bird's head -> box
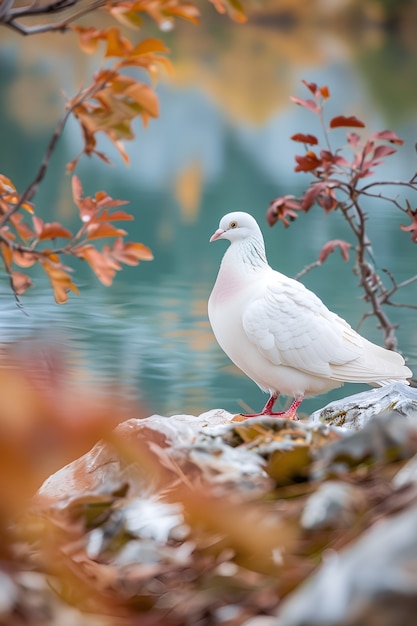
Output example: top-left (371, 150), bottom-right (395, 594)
top-left (209, 212), bottom-right (263, 243)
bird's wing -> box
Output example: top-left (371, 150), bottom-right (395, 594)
top-left (242, 270), bottom-right (363, 378)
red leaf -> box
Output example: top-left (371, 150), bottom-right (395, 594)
top-left (301, 80), bottom-right (318, 96)
top-left (291, 133), bottom-right (318, 145)
top-left (318, 239), bottom-right (352, 263)
top-left (301, 183), bottom-right (327, 211)
top-left (320, 85), bottom-right (330, 99)
top-left (294, 151), bottom-right (322, 172)
top-left (372, 130), bottom-right (403, 145)
top-left (329, 115), bottom-right (365, 129)
top-left (267, 196), bottom-right (302, 227)
top-left (289, 97), bottom-right (319, 114)
top-left (400, 209), bottom-right (417, 243)
top-left (347, 132), bottom-right (361, 149)
top-left (372, 145), bottom-right (398, 160)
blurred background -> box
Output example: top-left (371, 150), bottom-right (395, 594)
top-left (1, 0), bottom-right (417, 419)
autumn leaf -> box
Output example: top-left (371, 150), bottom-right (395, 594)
top-left (33, 216), bottom-right (73, 241)
top-left (372, 130), bottom-right (403, 145)
top-left (11, 271), bottom-right (32, 296)
top-left (75, 245), bottom-right (121, 286)
top-left (124, 83), bottom-right (159, 117)
top-left (10, 213), bottom-right (34, 240)
top-left (130, 38), bottom-right (170, 57)
top-left (96, 209), bottom-right (133, 222)
top-left (290, 96), bottom-right (319, 114)
top-left (109, 237), bottom-right (154, 264)
top-left (40, 259), bottom-right (79, 304)
top-left (72, 26), bottom-right (101, 54)
top-left (267, 196), bottom-right (302, 227)
top-left (0, 242), bottom-right (12, 270)
top-left (291, 133), bottom-right (318, 146)
top-left (12, 249), bottom-right (37, 268)
top-left (104, 27), bottom-right (131, 58)
top-left (294, 151), bottom-right (322, 172)
top-left (301, 80), bottom-right (318, 96)
top-left (400, 208), bottom-right (417, 243)
top-left (318, 239), bottom-right (352, 263)
top-left (372, 145), bottom-right (398, 160)
top-left (329, 115), bottom-right (365, 129)
top-left (86, 223), bottom-right (128, 240)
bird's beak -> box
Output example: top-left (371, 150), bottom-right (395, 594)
top-left (210, 228), bottom-right (225, 242)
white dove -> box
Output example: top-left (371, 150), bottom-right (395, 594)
top-left (208, 211), bottom-right (412, 419)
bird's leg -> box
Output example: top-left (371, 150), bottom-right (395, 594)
top-left (261, 392), bottom-right (280, 415)
top-left (242, 393), bottom-right (302, 420)
top-left (280, 396), bottom-right (303, 421)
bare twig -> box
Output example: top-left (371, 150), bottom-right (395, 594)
top-left (0, 0), bottom-right (107, 34)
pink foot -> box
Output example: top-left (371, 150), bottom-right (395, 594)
top-left (242, 394), bottom-right (303, 421)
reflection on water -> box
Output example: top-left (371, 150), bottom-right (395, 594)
top-left (1, 8), bottom-right (417, 417)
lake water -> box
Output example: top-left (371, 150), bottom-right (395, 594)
top-left (1, 7), bottom-right (417, 418)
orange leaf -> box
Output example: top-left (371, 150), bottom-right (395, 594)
top-left (0, 175), bottom-right (16, 195)
top-left (1, 242), bottom-right (12, 270)
top-left (124, 83), bottom-right (159, 117)
top-left (40, 260), bottom-right (79, 304)
top-left (33, 217), bottom-right (73, 241)
top-left (110, 238), bottom-right (153, 265)
top-left (11, 271), bottom-right (32, 296)
top-left (130, 38), bottom-right (170, 56)
top-left (165, 3), bottom-right (200, 24)
top-left (71, 175), bottom-right (84, 207)
top-left (95, 192), bottom-right (129, 209)
top-left (72, 26), bottom-right (101, 54)
top-left (109, 8), bottom-right (143, 29)
top-left (10, 213), bottom-right (34, 240)
top-left (86, 223), bottom-right (127, 240)
top-left (104, 27), bottom-right (132, 57)
top-left (12, 249), bottom-right (37, 268)
top-left (97, 209), bottom-right (134, 222)
top-left (76, 245), bottom-right (121, 286)
top-left (320, 85), bottom-right (330, 99)
top-left (329, 115), bottom-right (365, 129)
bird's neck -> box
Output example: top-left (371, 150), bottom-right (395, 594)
top-left (223, 236), bottom-right (268, 274)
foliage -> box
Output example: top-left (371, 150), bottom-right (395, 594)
top-left (0, 0), bottom-right (246, 303)
top-left (268, 80), bottom-right (417, 350)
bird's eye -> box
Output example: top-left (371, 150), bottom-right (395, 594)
top-left (229, 221), bottom-right (238, 229)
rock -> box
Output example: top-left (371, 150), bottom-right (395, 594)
top-left (309, 383), bottom-right (417, 430)
top-left (276, 503), bottom-right (417, 626)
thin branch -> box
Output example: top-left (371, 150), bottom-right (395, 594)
top-left (1, 0), bottom-right (107, 34)
top-left (360, 177), bottom-right (417, 193)
top-left (294, 259), bottom-right (321, 280)
top-left (9, 0), bottom-right (77, 18)
top-left (0, 0), bottom-right (14, 19)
